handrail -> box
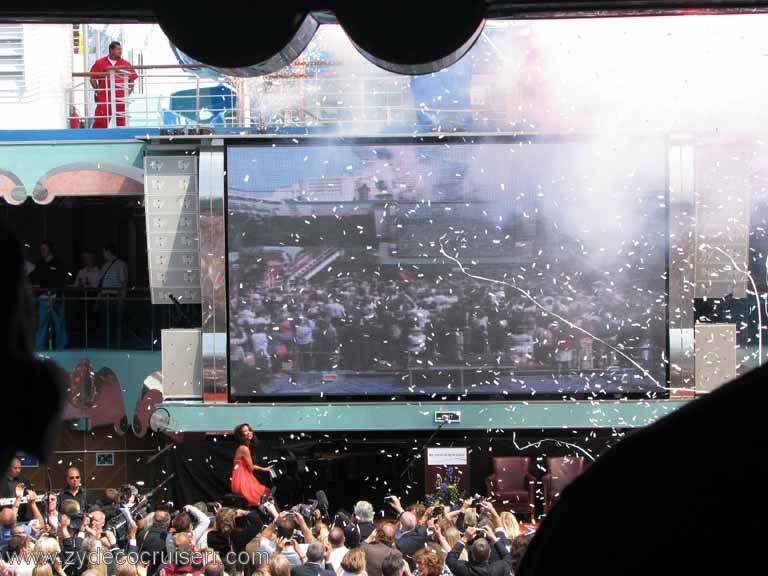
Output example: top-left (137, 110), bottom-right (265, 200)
top-left (67, 62), bottom-right (492, 130)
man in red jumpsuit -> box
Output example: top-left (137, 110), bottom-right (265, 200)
top-left (90, 41), bottom-right (138, 128)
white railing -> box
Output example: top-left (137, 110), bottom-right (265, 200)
top-left (67, 62), bottom-right (498, 131)
top-left (68, 64), bottom-right (243, 129)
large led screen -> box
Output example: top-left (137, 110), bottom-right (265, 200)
top-left (227, 138), bottom-right (667, 398)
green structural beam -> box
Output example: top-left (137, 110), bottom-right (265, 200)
top-left (159, 399), bottom-right (689, 432)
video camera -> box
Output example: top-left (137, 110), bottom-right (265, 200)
top-left (293, 491), bottom-right (330, 526)
top-left (69, 513), bottom-right (86, 532)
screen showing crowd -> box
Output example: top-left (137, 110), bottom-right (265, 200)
top-left (226, 138), bottom-right (668, 398)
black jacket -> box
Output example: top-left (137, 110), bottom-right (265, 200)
top-left (290, 562), bottom-right (336, 576)
top-left (57, 488), bottom-right (91, 513)
top-left (344, 521), bottom-right (375, 549)
top-left (446, 541), bottom-right (513, 576)
top-left (0, 474), bottom-right (32, 499)
top-left (395, 527), bottom-right (430, 570)
top-left (29, 257), bottom-right (66, 291)
top-left (137, 525), bottom-right (169, 576)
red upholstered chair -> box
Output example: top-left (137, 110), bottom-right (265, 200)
top-left (486, 457), bottom-right (536, 522)
top-left (542, 456), bottom-right (587, 513)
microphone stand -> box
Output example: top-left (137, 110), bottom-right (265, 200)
top-left (400, 421), bottom-right (446, 484)
top-left (168, 294), bottom-right (195, 328)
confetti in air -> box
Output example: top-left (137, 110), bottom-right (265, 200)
top-left (439, 240), bottom-right (665, 390)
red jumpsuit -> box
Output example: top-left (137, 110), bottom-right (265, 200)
top-left (90, 56), bottom-right (138, 128)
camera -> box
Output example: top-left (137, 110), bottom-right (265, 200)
top-left (432, 506), bottom-right (443, 518)
top-left (69, 514), bottom-right (85, 532)
top-left (119, 484), bottom-right (138, 507)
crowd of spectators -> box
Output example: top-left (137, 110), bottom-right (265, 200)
top-left (230, 264), bottom-right (664, 380)
top-left (0, 457), bottom-right (530, 576)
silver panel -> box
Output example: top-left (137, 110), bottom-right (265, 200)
top-left (152, 287), bottom-right (201, 304)
top-left (161, 328), bottom-right (203, 399)
top-left (144, 153), bottom-right (202, 305)
top-left (145, 192), bottom-right (199, 214)
top-left (146, 156), bottom-right (197, 175)
top-left (147, 231), bottom-right (198, 251)
top-left (693, 139), bottom-right (751, 299)
top-left (668, 139), bottom-right (696, 391)
top-left (150, 268), bottom-right (200, 287)
top-left (145, 175), bottom-right (198, 196)
top-left (150, 251), bottom-right (200, 270)
top-left (199, 145), bottom-right (228, 401)
top-left (694, 323), bottom-right (737, 392)
top-left (147, 212), bottom-right (199, 235)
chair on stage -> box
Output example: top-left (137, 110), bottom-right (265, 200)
top-left (542, 456), bottom-right (587, 514)
top-left (486, 456), bottom-right (536, 522)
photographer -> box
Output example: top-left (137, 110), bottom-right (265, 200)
top-left (165, 505), bottom-right (210, 557)
top-left (473, 502), bottom-right (509, 562)
top-left (343, 502), bottom-right (375, 550)
top-left (259, 512), bottom-right (310, 567)
top-left (360, 525), bottom-right (403, 576)
top-left (136, 511), bottom-right (171, 576)
top-left (387, 498), bottom-right (428, 572)
top-left (445, 527), bottom-right (513, 576)
top-left (58, 512), bottom-right (88, 575)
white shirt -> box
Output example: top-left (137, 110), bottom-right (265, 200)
top-left (329, 546), bottom-right (349, 572)
top-left (260, 538), bottom-right (308, 567)
top-left (75, 266), bottom-right (101, 288)
top-left (99, 258), bottom-right (128, 289)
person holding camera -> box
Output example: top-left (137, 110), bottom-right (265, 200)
top-left (386, 497), bottom-right (428, 572)
top-left (165, 505), bottom-right (210, 558)
top-left (343, 502), bottom-right (375, 550)
top-left (360, 524), bottom-right (403, 576)
top-left (445, 526), bottom-right (513, 576)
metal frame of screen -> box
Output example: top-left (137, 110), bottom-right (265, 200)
top-left (222, 133), bottom-right (672, 403)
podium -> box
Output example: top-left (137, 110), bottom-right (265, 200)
top-left (424, 447), bottom-right (470, 505)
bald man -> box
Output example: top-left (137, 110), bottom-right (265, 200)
top-left (58, 467), bottom-right (88, 512)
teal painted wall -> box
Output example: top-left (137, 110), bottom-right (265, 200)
top-left (0, 141), bottom-right (144, 196)
top-left (159, 398), bottom-right (689, 432)
top-left (43, 350), bottom-right (161, 424)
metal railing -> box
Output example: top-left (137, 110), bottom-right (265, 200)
top-left (68, 64), bottom-right (243, 129)
top-left (32, 287), bottom-right (201, 351)
top-left (67, 63), bottom-right (498, 131)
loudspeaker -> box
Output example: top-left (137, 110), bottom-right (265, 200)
top-left (694, 323), bottom-right (737, 393)
top-left (161, 328), bottom-right (202, 399)
top-left (145, 154), bottom-right (201, 304)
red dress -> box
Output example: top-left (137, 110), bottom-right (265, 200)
top-left (231, 457), bottom-right (268, 505)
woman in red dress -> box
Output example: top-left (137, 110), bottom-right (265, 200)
top-left (231, 423), bottom-right (273, 505)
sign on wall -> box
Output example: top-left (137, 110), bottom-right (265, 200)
top-left (96, 452), bottom-right (115, 467)
top-left (427, 447), bottom-right (468, 466)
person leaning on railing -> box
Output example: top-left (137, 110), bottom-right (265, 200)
top-left (28, 240), bottom-right (68, 351)
top-left (89, 41), bottom-right (137, 128)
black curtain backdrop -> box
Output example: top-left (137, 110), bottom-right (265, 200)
top-left (160, 441), bottom-right (233, 510)
top-left (157, 429), bottom-right (626, 514)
